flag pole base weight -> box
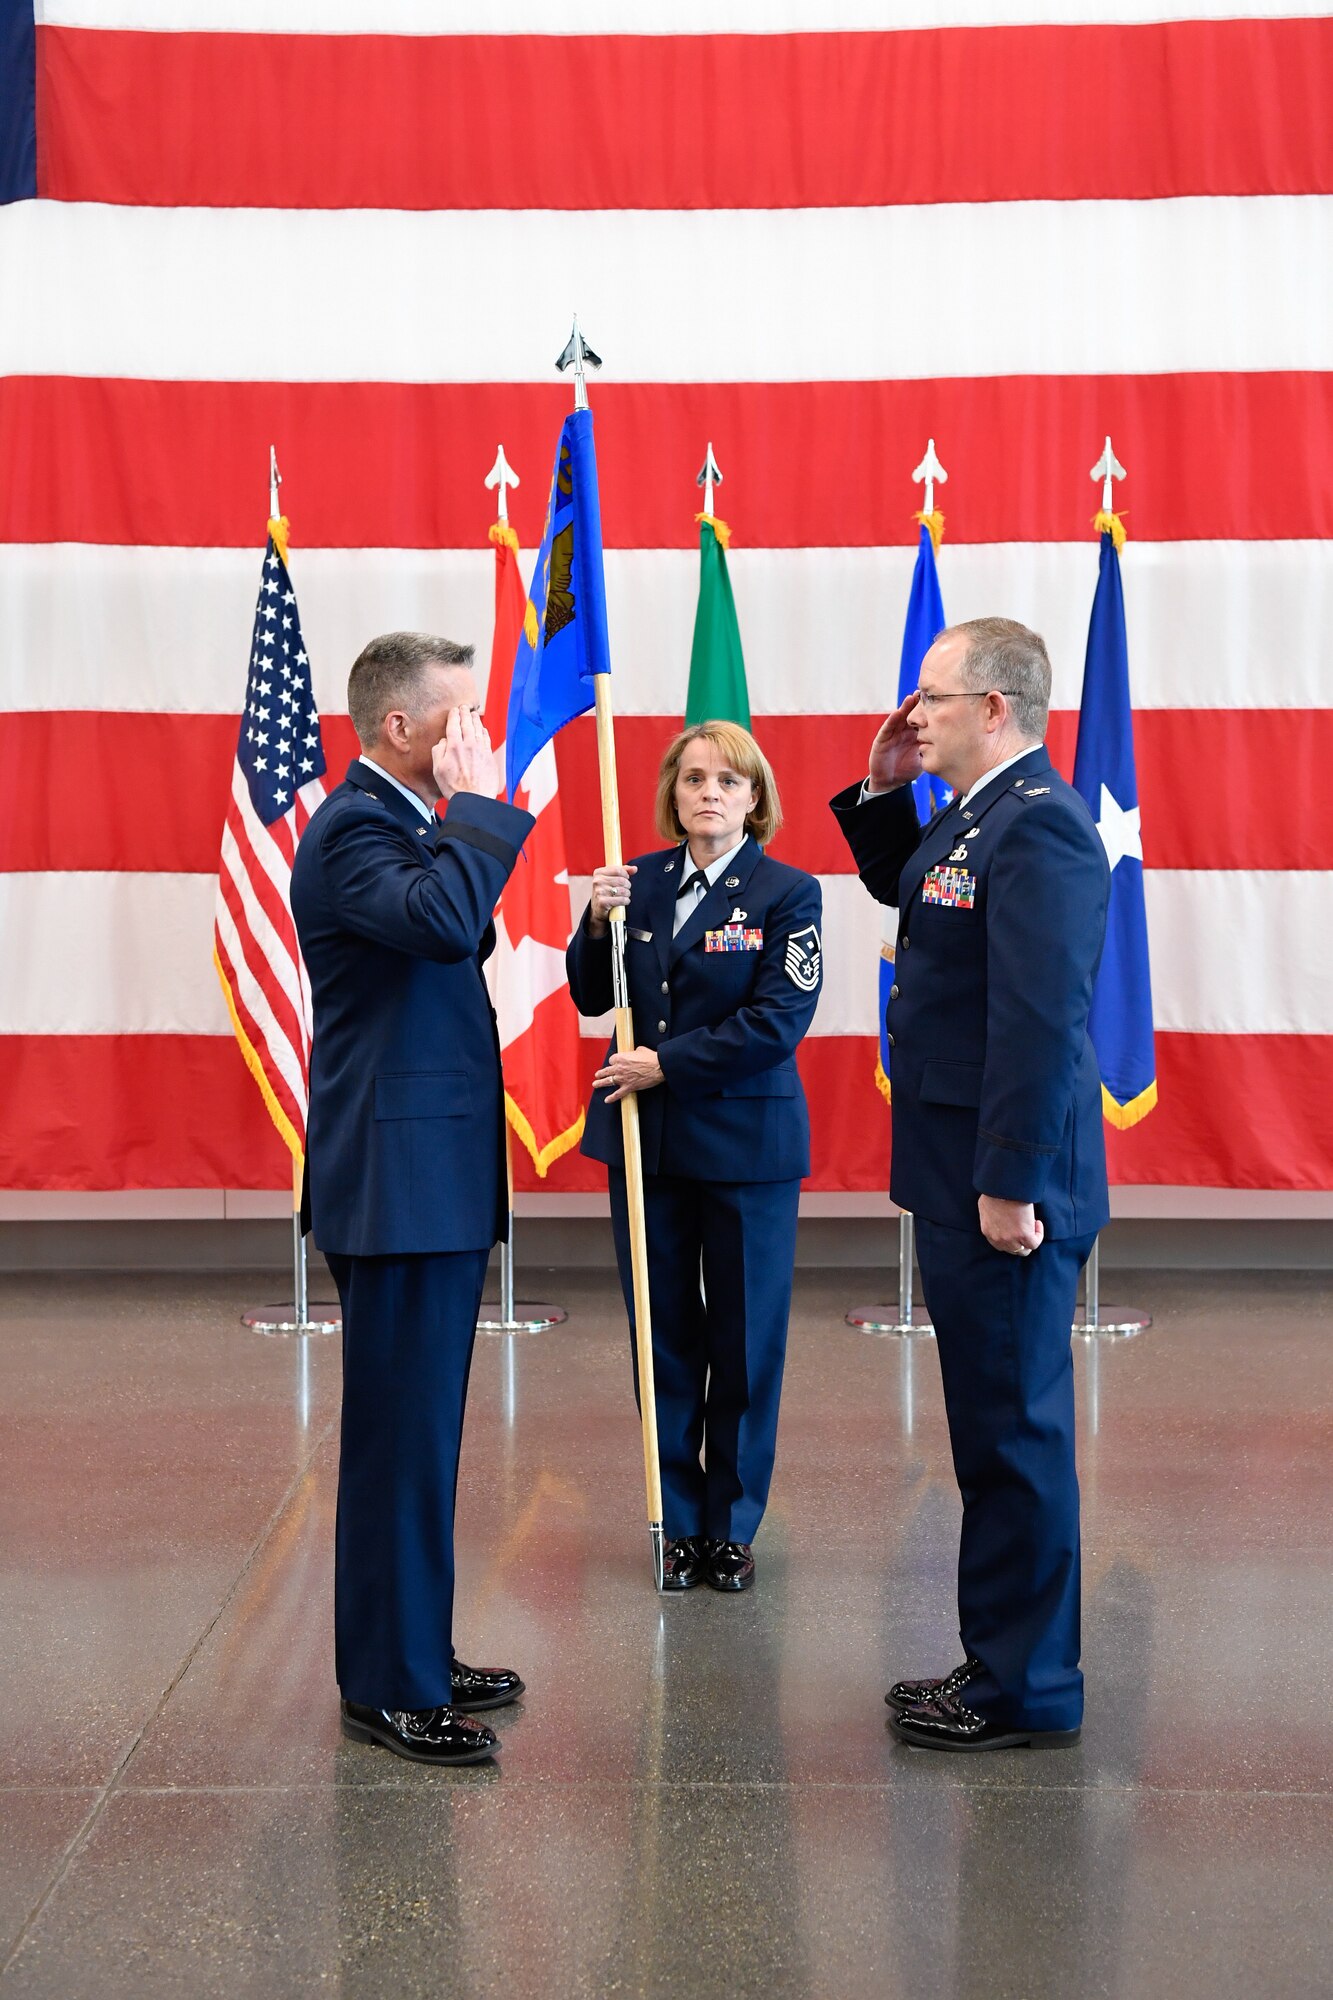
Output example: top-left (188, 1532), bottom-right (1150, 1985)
top-left (845, 1304), bottom-right (935, 1339)
top-left (649, 1522), bottom-right (665, 1593)
top-left (1072, 1307), bottom-right (1151, 1341)
top-left (241, 1303), bottom-right (341, 1337)
top-left (475, 1302), bottom-right (568, 1335)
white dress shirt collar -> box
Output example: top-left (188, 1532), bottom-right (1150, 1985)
top-left (357, 754), bottom-right (436, 824)
top-left (957, 745), bottom-right (1041, 812)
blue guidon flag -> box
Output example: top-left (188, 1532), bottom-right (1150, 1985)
top-left (505, 408), bottom-right (611, 800)
top-left (878, 513), bottom-right (949, 1102)
top-left (1072, 523), bottom-right (1157, 1127)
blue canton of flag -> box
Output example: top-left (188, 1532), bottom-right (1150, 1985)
top-left (1073, 530), bottom-right (1157, 1127)
top-left (505, 408), bottom-right (611, 799)
top-left (880, 519), bottom-right (950, 1097)
top-left (239, 535), bottom-right (326, 823)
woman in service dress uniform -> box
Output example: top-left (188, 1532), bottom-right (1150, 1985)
top-left (566, 721), bottom-right (823, 1592)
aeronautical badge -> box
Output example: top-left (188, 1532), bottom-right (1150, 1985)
top-left (783, 924), bottom-right (821, 991)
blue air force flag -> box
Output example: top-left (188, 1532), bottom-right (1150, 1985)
top-left (505, 408), bottom-right (611, 799)
top-left (879, 519), bottom-right (950, 1097)
top-left (1072, 529), bottom-right (1157, 1127)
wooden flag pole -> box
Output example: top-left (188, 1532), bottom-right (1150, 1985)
top-left (594, 670), bottom-right (665, 1591)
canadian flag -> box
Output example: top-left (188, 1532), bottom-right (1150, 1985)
top-left (482, 521), bottom-right (586, 1176)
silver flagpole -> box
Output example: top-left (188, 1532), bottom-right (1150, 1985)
top-left (242, 447), bottom-right (340, 1343)
top-left (847, 1208), bottom-right (935, 1338)
top-left (474, 443), bottom-right (568, 1338)
top-left (1071, 1232), bottom-right (1151, 1340)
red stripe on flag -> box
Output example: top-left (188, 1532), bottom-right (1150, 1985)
top-left (212, 926), bottom-right (306, 1147)
top-left (215, 860), bottom-right (306, 1086)
top-left (36, 20), bottom-right (1333, 211)
top-left (1, 709), bottom-right (1324, 875)
top-left (4, 374), bottom-right (1330, 549)
top-left (1, 1030), bottom-right (1327, 1192)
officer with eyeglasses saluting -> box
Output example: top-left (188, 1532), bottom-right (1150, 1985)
top-left (831, 616), bottom-right (1110, 1753)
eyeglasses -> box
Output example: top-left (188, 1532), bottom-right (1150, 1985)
top-left (912, 688), bottom-right (1022, 712)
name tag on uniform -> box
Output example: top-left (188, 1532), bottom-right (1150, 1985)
top-left (706, 924), bottom-right (764, 953)
top-left (628, 927), bottom-right (653, 942)
top-left (921, 864), bottom-right (977, 910)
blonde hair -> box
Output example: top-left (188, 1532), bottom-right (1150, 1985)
top-left (654, 721), bottom-right (783, 846)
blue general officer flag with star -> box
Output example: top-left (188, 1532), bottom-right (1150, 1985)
top-left (1072, 528), bottom-right (1157, 1126)
top-left (505, 409), bottom-right (611, 799)
top-left (879, 518), bottom-right (950, 1096)
top-left (239, 531), bottom-right (326, 821)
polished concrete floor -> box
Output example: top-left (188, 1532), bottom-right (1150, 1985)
top-left (1, 1265), bottom-right (1330, 1999)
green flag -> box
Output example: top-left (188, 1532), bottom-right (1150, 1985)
top-left (684, 516), bottom-right (750, 728)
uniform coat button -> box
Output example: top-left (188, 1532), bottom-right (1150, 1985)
top-left (900, 936), bottom-right (910, 950)
top-left (660, 981), bottom-right (668, 994)
top-left (658, 1020), bottom-right (667, 1033)
top-left (890, 983), bottom-right (900, 1000)
top-left (887, 1032), bottom-right (895, 1048)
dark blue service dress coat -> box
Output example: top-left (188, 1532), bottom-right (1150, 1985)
top-left (567, 835), bottom-right (822, 1542)
top-left (291, 761), bottom-right (533, 1707)
top-left (831, 745), bottom-right (1111, 1732)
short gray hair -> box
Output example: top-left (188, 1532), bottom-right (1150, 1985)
top-left (949, 617), bottom-right (1051, 740)
top-left (347, 631), bottom-right (474, 746)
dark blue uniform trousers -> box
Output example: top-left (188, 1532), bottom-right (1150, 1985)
top-left (609, 1170), bottom-right (801, 1544)
top-left (325, 1248), bottom-right (488, 1709)
top-left (914, 1219), bottom-right (1096, 1733)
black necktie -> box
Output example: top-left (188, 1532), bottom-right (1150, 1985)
top-left (678, 868), bottom-right (709, 899)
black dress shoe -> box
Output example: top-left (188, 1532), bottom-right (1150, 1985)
top-left (884, 1656), bottom-right (982, 1713)
top-left (661, 1536), bottom-right (706, 1591)
top-left (451, 1661), bottom-right (526, 1711)
top-left (704, 1540), bottom-right (755, 1592)
top-left (341, 1701), bottom-right (500, 1765)
top-left (888, 1691), bottom-right (1081, 1753)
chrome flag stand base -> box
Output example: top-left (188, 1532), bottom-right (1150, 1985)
top-left (846, 1211), bottom-right (935, 1338)
top-left (476, 1229), bottom-right (568, 1335)
top-left (1071, 1238), bottom-right (1151, 1341)
top-left (242, 1219), bottom-right (340, 1336)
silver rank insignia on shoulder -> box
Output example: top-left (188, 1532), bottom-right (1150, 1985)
top-left (783, 924), bottom-right (821, 992)
top-left (1025, 785), bottom-right (1051, 796)
top-left (725, 875), bottom-right (740, 888)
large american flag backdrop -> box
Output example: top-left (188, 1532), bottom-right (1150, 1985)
top-left (1, 2), bottom-right (1330, 1199)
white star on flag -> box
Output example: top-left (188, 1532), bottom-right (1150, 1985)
top-left (1096, 783), bottom-right (1143, 873)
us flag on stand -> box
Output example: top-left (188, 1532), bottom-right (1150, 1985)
top-left (212, 523), bottom-right (327, 1164)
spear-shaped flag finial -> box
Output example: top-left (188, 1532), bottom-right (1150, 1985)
top-left (269, 444), bottom-right (282, 523)
top-left (555, 316), bottom-right (602, 411)
top-left (696, 442), bottom-right (723, 519)
top-left (911, 438), bottom-right (947, 517)
top-left (1092, 436), bottom-right (1126, 515)
top-left (485, 444), bottom-right (520, 525)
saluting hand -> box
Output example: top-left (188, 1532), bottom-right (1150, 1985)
top-left (588, 864), bottom-right (637, 936)
top-left (979, 1195), bottom-right (1044, 1257)
top-left (594, 1046), bottom-right (664, 1104)
top-left (867, 692), bottom-right (926, 795)
top-left (432, 706), bottom-right (500, 801)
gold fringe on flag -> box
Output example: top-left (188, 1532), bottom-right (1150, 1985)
top-left (1093, 509), bottom-right (1128, 551)
top-left (268, 514), bottom-right (291, 565)
top-left (213, 947), bottom-right (304, 1164)
top-left (1102, 1079), bottom-right (1157, 1129)
top-left (505, 1094), bottom-right (586, 1178)
top-left (874, 1056), bottom-right (892, 1105)
top-left (695, 511), bottom-right (732, 549)
top-left (914, 508), bottom-right (945, 552)
top-left (489, 521), bottom-right (520, 554)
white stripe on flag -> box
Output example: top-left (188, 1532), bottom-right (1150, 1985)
top-left (5, 199), bottom-right (1330, 382)
top-left (5, 541), bottom-right (1331, 716)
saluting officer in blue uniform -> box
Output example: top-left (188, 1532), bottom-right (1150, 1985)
top-left (291, 631), bottom-right (534, 1767)
top-left (567, 721), bottom-right (822, 1594)
top-left (831, 617), bottom-right (1111, 1752)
